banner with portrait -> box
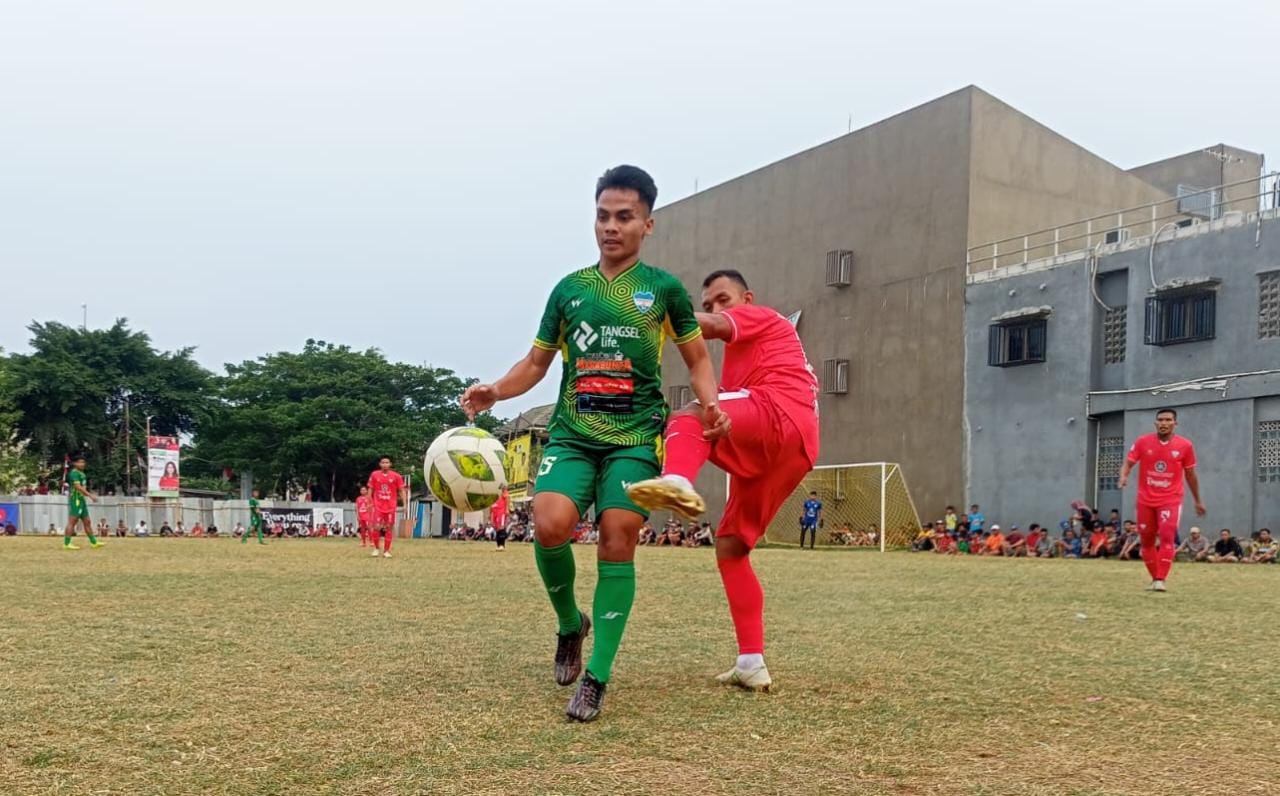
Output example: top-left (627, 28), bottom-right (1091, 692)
top-left (0, 502), bottom-right (19, 531)
top-left (505, 433), bottom-right (532, 500)
top-left (147, 436), bottom-right (181, 498)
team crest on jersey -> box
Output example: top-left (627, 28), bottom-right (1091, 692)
top-left (632, 290), bottom-right (655, 313)
top-left (1155, 461), bottom-right (1168, 473)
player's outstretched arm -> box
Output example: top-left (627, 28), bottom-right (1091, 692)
top-left (1185, 468), bottom-right (1206, 515)
top-left (676, 337), bottom-right (730, 441)
top-left (694, 312), bottom-right (734, 341)
top-left (461, 346), bottom-right (556, 418)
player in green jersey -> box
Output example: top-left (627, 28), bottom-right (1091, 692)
top-left (242, 490), bottom-right (266, 544)
top-left (63, 454), bottom-right (105, 550)
top-left (462, 165), bottom-right (729, 722)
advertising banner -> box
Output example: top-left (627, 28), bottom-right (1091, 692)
top-left (147, 436), bottom-right (181, 498)
top-left (505, 433), bottom-right (532, 500)
top-left (260, 507), bottom-right (314, 530)
top-left (312, 507), bottom-right (345, 531)
top-left (0, 502), bottom-right (18, 531)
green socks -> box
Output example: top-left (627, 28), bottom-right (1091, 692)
top-left (62, 535), bottom-right (72, 546)
top-left (534, 541), bottom-right (581, 634)
top-left (586, 560), bottom-right (635, 684)
top-left (86, 533), bottom-right (97, 544)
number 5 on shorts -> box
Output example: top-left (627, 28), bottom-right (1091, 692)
top-left (537, 456), bottom-right (558, 477)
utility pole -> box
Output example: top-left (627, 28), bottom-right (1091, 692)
top-left (81, 303), bottom-right (87, 330)
top-left (125, 399), bottom-right (131, 494)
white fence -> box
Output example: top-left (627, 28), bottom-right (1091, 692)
top-left (0, 494), bottom-right (355, 534)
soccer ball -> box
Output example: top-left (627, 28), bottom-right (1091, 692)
top-left (424, 426), bottom-right (508, 513)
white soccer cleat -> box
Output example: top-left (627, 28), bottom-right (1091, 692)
top-left (383, 551), bottom-right (392, 558)
top-left (372, 549), bottom-right (382, 557)
top-left (1151, 579), bottom-right (1166, 592)
top-left (716, 663), bottom-right (772, 692)
top-left (626, 475), bottom-right (706, 519)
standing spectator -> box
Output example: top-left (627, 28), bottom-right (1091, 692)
top-left (943, 506), bottom-right (958, 534)
top-left (1208, 529), bottom-right (1244, 563)
top-left (967, 504), bottom-right (985, 534)
top-left (1247, 529), bottom-right (1277, 563)
top-left (1176, 527), bottom-right (1211, 562)
top-left (799, 491), bottom-right (822, 549)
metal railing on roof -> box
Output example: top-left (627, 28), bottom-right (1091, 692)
top-left (966, 171), bottom-right (1280, 274)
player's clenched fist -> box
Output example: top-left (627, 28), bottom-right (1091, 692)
top-left (461, 384), bottom-right (498, 419)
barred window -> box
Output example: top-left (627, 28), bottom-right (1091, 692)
top-left (1260, 272), bottom-right (1280, 339)
top-left (822, 359), bottom-right (849, 394)
top-left (825, 250), bottom-right (853, 287)
top-left (988, 319), bottom-right (1047, 367)
top-left (1144, 291), bottom-right (1215, 346)
top-left (1097, 436), bottom-right (1125, 492)
top-left (1259, 421), bottom-right (1280, 484)
top-left (1103, 306), bottom-right (1127, 364)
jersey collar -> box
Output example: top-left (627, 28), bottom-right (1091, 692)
top-left (594, 260), bottom-right (643, 283)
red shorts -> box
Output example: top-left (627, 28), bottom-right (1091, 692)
top-left (372, 510), bottom-right (396, 528)
top-left (709, 390), bottom-right (815, 549)
top-left (1135, 502), bottom-right (1181, 541)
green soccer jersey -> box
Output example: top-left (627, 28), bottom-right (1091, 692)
top-left (68, 470), bottom-right (87, 510)
top-left (533, 261), bottom-right (701, 447)
top-left (249, 498), bottom-right (262, 527)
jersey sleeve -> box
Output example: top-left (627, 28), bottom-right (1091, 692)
top-left (1182, 442), bottom-right (1197, 468)
top-left (662, 274), bottom-right (702, 345)
top-left (721, 304), bottom-right (775, 344)
top-left (533, 282), bottom-right (566, 352)
top-left (1125, 438), bottom-right (1143, 464)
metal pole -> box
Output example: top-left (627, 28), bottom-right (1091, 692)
top-left (879, 463), bottom-right (887, 553)
top-left (124, 399), bottom-right (131, 494)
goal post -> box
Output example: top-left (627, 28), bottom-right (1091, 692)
top-left (743, 462), bottom-right (922, 550)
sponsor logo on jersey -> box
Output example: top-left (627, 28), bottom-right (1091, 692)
top-left (571, 298), bottom-right (583, 308)
top-left (572, 321), bottom-right (599, 351)
top-left (1155, 460), bottom-right (1168, 473)
top-left (633, 290), bottom-right (655, 313)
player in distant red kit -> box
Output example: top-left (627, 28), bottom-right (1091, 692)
top-left (355, 486), bottom-right (374, 547)
top-left (367, 456), bottom-right (407, 559)
top-left (628, 269), bottom-right (819, 691)
top-left (1118, 408), bottom-right (1206, 592)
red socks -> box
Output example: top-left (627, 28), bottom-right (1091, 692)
top-left (1138, 526), bottom-right (1158, 579)
top-left (717, 555), bottom-right (764, 655)
top-left (1139, 525), bottom-right (1178, 580)
top-left (381, 529), bottom-right (393, 553)
top-left (662, 413), bottom-right (711, 481)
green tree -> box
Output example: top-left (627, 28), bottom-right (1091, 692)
top-left (194, 340), bottom-right (498, 501)
top-left (5, 321), bottom-right (214, 492)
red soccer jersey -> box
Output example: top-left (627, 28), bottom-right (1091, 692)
top-left (1126, 433), bottom-right (1196, 506)
top-left (355, 496), bottom-right (373, 519)
top-left (367, 470), bottom-right (405, 513)
top-left (720, 304), bottom-right (820, 463)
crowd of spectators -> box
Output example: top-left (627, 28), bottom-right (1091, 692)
top-left (443, 511), bottom-right (716, 548)
top-left (911, 502), bottom-right (1278, 564)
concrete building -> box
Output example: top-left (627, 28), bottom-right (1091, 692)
top-left (964, 205), bottom-right (1280, 535)
top-left (646, 85), bottom-right (1221, 522)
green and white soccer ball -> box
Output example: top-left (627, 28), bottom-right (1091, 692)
top-left (424, 426), bottom-right (508, 513)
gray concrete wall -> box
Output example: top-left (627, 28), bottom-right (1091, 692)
top-left (1128, 145), bottom-right (1264, 216)
top-left (647, 87), bottom-right (976, 523)
top-left (965, 212), bottom-right (1280, 534)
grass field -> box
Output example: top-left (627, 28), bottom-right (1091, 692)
top-left (2, 537), bottom-right (1277, 796)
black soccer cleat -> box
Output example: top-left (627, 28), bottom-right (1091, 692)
top-left (566, 671), bottom-right (607, 722)
top-left (554, 612), bottom-right (591, 686)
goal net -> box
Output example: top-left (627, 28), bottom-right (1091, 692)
top-left (757, 462), bottom-right (922, 550)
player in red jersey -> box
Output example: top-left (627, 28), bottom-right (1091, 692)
top-left (355, 486), bottom-right (374, 547)
top-left (628, 269), bottom-right (819, 691)
top-left (1118, 408), bottom-right (1206, 592)
top-left (367, 456), bottom-right (407, 559)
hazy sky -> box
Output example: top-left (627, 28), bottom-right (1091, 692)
top-left (4, 0), bottom-right (1278, 415)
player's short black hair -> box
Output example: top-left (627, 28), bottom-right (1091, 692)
top-left (70, 452), bottom-right (86, 462)
top-left (595, 165), bottom-right (657, 213)
top-left (703, 269), bottom-right (749, 290)
top-left (808, 490), bottom-right (817, 496)
top-left (1155, 407), bottom-right (1177, 419)
top-left (379, 455), bottom-right (392, 461)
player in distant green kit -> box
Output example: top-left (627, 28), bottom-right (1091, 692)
top-left (242, 489), bottom-right (267, 544)
top-left (462, 165), bottom-right (728, 722)
top-left (63, 454), bottom-right (105, 550)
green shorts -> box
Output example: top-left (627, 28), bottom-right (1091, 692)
top-left (68, 500), bottom-right (89, 520)
top-left (534, 434), bottom-right (662, 518)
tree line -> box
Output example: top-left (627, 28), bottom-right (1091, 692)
top-left (0, 320), bottom-right (499, 499)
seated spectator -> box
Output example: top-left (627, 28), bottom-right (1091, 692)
top-left (115, 519), bottom-right (129, 537)
top-left (207, 524), bottom-right (220, 537)
top-left (190, 522), bottom-right (205, 538)
top-left (981, 525), bottom-right (1005, 556)
top-left (96, 519), bottom-right (110, 536)
top-left (232, 521), bottom-right (245, 538)
top-left (1247, 528), bottom-right (1277, 564)
top-left (912, 523), bottom-right (938, 552)
top-left (832, 522), bottom-right (854, 545)
top-left (47, 523), bottom-right (58, 535)
top-left (4, 522), bottom-right (17, 536)
top-left (1086, 524), bottom-right (1112, 558)
top-left (694, 522), bottom-right (714, 546)
top-left (1117, 520), bottom-right (1141, 560)
top-left (134, 520), bottom-right (150, 537)
top-left (159, 521), bottom-right (174, 537)
top-left (955, 533), bottom-right (972, 554)
top-left (1026, 524), bottom-right (1052, 558)
top-left (1177, 527), bottom-right (1210, 562)
top-left (934, 531), bottom-right (957, 555)
top-left (175, 521), bottom-right (186, 536)
top-left (1055, 529), bottom-right (1083, 559)
top-left (1208, 529), bottom-right (1244, 563)
top-left (1002, 526), bottom-right (1026, 557)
